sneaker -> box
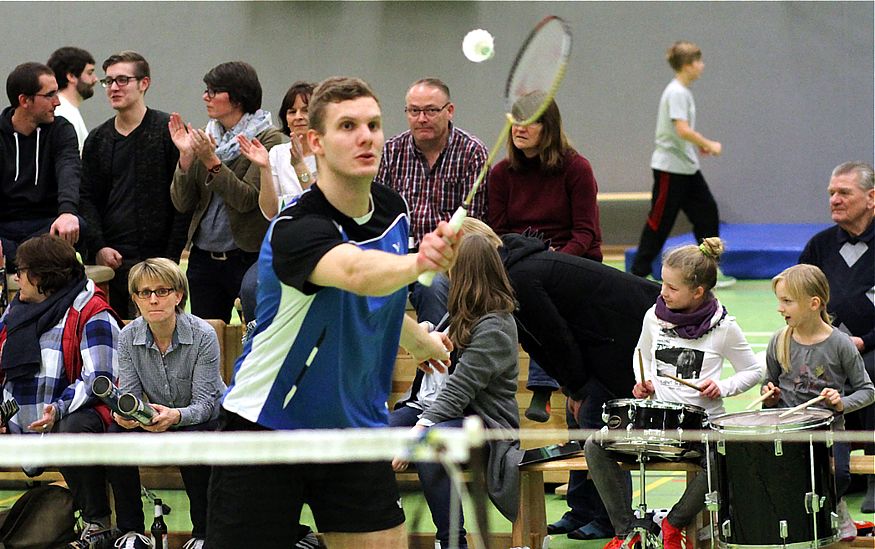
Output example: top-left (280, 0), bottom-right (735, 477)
top-left (602, 533), bottom-right (641, 549)
top-left (547, 515), bottom-right (586, 535)
top-left (715, 269), bottom-right (736, 289)
top-left (661, 519), bottom-right (684, 549)
top-left (114, 532), bottom-right (152, 549)
top-left (182, 539), bottom-right (205, 549)
top-left (567, 521), bottom-right (613, 540)
top-left (69, 526), bottom-right (120, 549)
top-left (837, 498), bottom-right (856, 541)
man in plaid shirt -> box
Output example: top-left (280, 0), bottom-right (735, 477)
top-left (375, 78), bottom-right (488, 323)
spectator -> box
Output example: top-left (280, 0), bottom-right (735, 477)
top-left (47, 47), bottom-right (98, 152)
top-left (79, 51), bottom-right (189, 317)
top-left (169, 61), bottom-right (282, 322)
top-left (0, 62), bottom-right (81, 266)
top-left (0, 235), bottom-right (121, 548)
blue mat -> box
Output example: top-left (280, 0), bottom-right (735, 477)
top-left (624, 223), bottom-right (832, 280)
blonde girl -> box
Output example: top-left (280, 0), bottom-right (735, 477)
top-left (762, 264), bottom-right (874, 538)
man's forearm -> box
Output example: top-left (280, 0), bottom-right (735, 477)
top-left (311, 244), bottom-right (421, 297)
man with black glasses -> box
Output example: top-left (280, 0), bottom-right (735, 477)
top-left (79, 51), bottom-right (189, 317)
top-left (375, 77), bottom-right (487, 324)
top-left (0, 62), bottom-right (81, 267)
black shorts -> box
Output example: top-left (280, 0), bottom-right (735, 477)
top-left (206, 411), bottom-right (405, 547)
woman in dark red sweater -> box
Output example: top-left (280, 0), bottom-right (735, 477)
top-left (488, 101), bottom-right (611, 540)
top-left (488, 99), bottom-right (603, 261)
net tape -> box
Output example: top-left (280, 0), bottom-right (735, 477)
top-left (0, 425), bottom-right (870, 468)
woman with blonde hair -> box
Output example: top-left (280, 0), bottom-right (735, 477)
top-left (107, 258), bottom-right (226, 549)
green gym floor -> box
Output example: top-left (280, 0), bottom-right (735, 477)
top-left (1, 265), bottom-right (871, 547)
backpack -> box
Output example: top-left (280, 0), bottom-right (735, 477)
top-left (0, 485), bottom-right (77, 548)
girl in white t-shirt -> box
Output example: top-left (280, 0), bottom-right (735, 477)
top-left (587, 237), bottom-right (760, 549)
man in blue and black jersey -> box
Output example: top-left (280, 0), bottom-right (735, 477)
top-left (207, 76), bottom-right (461, 548)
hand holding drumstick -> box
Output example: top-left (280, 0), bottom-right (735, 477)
top-left (633, 348), bottom-right (655, 399)
top-left (746, 385), bottom-right (777, 410)
top-left (753, 382), bottom-right (782, 409)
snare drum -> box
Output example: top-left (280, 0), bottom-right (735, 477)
top-left (709, 409), bottom-right (837, 549)
top-left (600, 398), bottom-right (707, 459)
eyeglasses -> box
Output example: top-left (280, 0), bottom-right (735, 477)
top-left (100, 75), bottom-right (141, 88)
top-left (204, 88), bottom-right (227, 99)
top-left (31, 90), bottom-right (59, 99)
top-left (404, 102), bottom-right (450, 118)
top-left (12, 266), bottom-right (29, 277)
top-left (133, 287), bottom-right (175, 299)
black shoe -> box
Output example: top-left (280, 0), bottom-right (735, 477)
top-left (567, 521), bottom-right (613, 540)
top-left (547, 515), bottom-right (586, 535)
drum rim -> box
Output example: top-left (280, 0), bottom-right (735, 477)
top-left (604, 398), bottom-right (686, 410)
top-left (709, 408), bottom-right (835, 433)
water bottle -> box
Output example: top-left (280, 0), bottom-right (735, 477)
top-left (150, 498), bottom-right (168, 549)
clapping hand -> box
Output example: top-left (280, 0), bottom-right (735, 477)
top-left (190, 129), bottom-right (218, 168)
top-left (237, 135), bottom-right (270, 168)
top-left (169, 113), bottom-right (196, 171)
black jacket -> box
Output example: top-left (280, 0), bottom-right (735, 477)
top-left (79, 108), bottom-right (190, 262)
top-left (500, 234), bottom-right (661, 400)
top-left (0, 106), bottom-right (80, 221)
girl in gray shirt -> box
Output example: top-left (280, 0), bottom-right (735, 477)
top-left (762, 264), bottom-right (874, 540)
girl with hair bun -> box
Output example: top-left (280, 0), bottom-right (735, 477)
top-left (585, 237), bottom-right (761, 549)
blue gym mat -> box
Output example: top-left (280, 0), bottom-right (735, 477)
top-left (624, 223), bottom-right (832, 280)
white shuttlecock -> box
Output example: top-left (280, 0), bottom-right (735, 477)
top-left (462, 29), bottom-right (495, 63)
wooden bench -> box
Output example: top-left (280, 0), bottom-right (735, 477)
top-left (513, 456), bottom-right (703, 549)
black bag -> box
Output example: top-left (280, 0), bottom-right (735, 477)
top-left (0, 485), bottom-right (77, 548)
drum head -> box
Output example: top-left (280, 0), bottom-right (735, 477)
top-left (710, 408), bottom-right (834, 433)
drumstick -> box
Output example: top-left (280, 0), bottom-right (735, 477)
top-left (662, 372), bottom-right (704, 392)
top-left (637, 348), bottom-right (652, 400)
top-left (637, 348), bottom-right (646, 383)
top-left (778, 395), bottom-right (826, 418)
top-left (745, 387), bottom-right (776, 410)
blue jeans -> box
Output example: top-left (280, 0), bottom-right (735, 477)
top-left (526, 359), bottom-right (561, 391)
top-left (238, 262), bottom-right (259, 323)
top-left (0, 216), bottom-right (87, 266)
top-left (564, 379), bottom-right (629, 532)
top-left (413, 418), bottom-right (469, 549)
top-left (834, 441), bottom-right (851, 498)
top-left (408, 274), bottom-right (450, 326)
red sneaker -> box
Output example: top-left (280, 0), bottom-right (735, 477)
top-left (602, 533), bottom-right (641, 549)
top-left (662, 520), bottom-right (684, 549)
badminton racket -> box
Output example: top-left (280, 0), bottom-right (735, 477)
top-left (418, 15), bottom-right (573, 286)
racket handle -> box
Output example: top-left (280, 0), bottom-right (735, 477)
top-left (416, 207), bottom-right (468, 287)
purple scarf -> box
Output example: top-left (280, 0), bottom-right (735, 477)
top-left (654, 295), bottom-right (724, 339)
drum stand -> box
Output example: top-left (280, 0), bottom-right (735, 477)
top-left (624, 450), bottom-right (663, 549)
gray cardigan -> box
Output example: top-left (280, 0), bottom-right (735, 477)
top-left (421, 312), bottom-right (524, 521)
top-left (118, 313), bottom-right (226, 426)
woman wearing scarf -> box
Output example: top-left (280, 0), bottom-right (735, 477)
top-left (169, 61), bottom-right (282, 322)
top-left (584, 237), bottom-right (761, 549)
top-left (0, 234), bottom-right (122, 543)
